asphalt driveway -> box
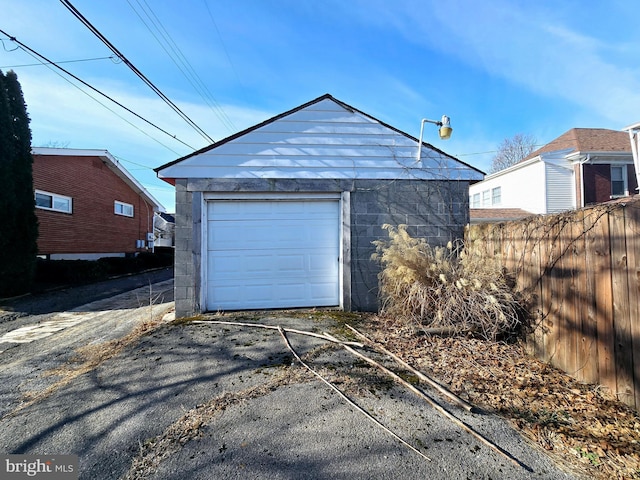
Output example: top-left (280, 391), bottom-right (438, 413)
top-left (0, 275), bottom-right (582, 479)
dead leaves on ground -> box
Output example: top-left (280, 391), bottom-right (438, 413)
top-left (363, 315), bottom-right (640, 480)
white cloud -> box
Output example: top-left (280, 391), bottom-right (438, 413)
top-left (344, 0), bottom-right (640, 126)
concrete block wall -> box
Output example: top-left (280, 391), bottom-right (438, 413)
top-left (172, 178), bottom-right (470, 318)
top-left (174, 180), bottom-right (198, 318)
top-left (349, 179), bottom-right (469, 311)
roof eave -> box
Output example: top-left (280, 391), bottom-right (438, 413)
top-left (33, 147), bottom-right (166, 213)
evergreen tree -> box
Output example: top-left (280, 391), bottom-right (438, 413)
top-left (0, 70), bottom-right (38, 297)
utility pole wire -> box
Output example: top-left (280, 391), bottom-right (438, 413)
top-left (0, 55), bottom-right (118, 69)
top-left (128, 0), bottom-right (236, 133)
top-left (0, 29), bottom-right (195, 151)
top-left (60, 0), bottom-right (216, 145)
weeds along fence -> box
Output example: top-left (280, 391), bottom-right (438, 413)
top-left (465, 197), bottom-right (640, 411)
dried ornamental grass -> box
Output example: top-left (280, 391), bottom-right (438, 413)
top-left (372, 224), bottom-right (521, 340)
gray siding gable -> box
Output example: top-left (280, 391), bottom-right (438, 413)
top-left (156, 95), bottom-right (483, 182)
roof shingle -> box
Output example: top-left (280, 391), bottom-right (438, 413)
top-left (523, 128), bottom-right (631, 162)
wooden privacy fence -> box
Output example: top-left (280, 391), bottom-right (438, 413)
top-left (465, 198), bottom-right (640, 411)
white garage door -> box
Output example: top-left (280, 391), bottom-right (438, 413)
top-left (206, 198), bottom-right (340, 311)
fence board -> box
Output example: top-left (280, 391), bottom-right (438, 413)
top-left (582, 209), bottom-right (600, 384)
top-left (610, 206), bottom-right (634, 404)
top-left (530, 219), bottom-right (545, 359)
top-left (546, 218), bottom-right (564, 366)
top-left (466, 197), bottom-right (640, 410)
top-left (626, 202), bottom-right (640, 408)
top-left (562, 216), bottom-right (579, 378)
top-left (571, 211), bottom-right (588, 382)
top-left (593, 207), bottom-right (616, 394)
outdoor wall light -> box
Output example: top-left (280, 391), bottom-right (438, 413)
top-left (417, 115), bottom-right (452, 160)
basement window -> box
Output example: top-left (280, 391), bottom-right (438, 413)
top-left (35, 190), bottom-right (72, 214)
top-left (114, 201), bottom-right (134, 217)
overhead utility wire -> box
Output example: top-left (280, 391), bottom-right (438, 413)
top-left (1, 35), bottom-right (180, 155)
top-left (129, 0), bottom-right (236, 133)
top-left (0, 55), bottom-right (119, 69)
top-left (0, 29), bottom-right (194, 151)
top-left (203, 0), bottom-right (248, 103)
top-left (60, 0), bottom-right (215, 145)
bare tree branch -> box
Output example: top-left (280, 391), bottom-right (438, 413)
top-left (490, 133), bottom-right (537, 173)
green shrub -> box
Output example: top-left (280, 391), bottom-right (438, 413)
top-left (372, 224), bottom-right (522, 340)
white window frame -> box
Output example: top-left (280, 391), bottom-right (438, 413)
top-left (491, 187), bottom-right (502, 205)
top-left (610, 165), bottom-right (628, 198)
top-left (35, 189), bottom-right (72, 214)
top-left (481, 189), bottom-right (491, 207)
top-left (114, 200), bottom-right (134, 217)
top-left (470, 193), bottom-right (480, 208)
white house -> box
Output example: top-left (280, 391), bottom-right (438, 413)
top-left (469, 128), bottom-right (638, 222)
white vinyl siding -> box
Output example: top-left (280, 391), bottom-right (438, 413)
top-left (545, 163), bottom-right (575, 213)
top-left (469, 162), bottom-right (547, 213)
top-left (205, 197), bottom-right (340, 311)
top-left (158, 98), bottom-right (483, 183)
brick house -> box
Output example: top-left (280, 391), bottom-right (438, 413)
top-left (32, 147), bottom-right (165, 260)
top-left (155, 94), bottom-right (483, 317)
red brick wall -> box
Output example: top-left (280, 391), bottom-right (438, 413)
top-left (583, 163), bottom-right (638, 205)
top-left (583, 164), bottom-right (612, 205)
top-left (32, 154), bottom-right (154, 256)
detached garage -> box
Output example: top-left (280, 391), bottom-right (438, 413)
top-left (155, 94), bottom-right (483, 318)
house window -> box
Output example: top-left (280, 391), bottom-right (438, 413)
top-left (611, 165), bottom-right (627, 197)
top-left (115, 201), bottom-right (134, 217)
top-left (491, 187), bottom-right (502, 205)
top-left (482, 189), bottom-right (491, 207)
top-left (35, 190), bottom-right (72, 214)
top-left (470, 193), bottom-right (480, 208)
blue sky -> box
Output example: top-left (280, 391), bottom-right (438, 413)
top-left (2, 0), bottom-right (639, 212)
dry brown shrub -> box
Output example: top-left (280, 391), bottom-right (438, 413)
top-left (372, 224), bottom-right (521, 340)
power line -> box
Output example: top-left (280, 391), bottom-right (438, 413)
top-left (127, 0), bottom-right (236, 133)
top-left (0, 55), bottom-right (119, 69)
top-left (0, 29), bottom-right (194, 151)
top-left (60, 0), bottom-right (216, 145)
top-left (203, 0), bottom-right (248, 102)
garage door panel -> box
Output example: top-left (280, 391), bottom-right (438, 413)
top-left (209, 222), bottom-right (333, 250)
top-left (209, 251), bottom-right (332, 275)
top-left (208, 281), bottom-right (337, 310)
top-left (206, 198), bottom-right (340, 311)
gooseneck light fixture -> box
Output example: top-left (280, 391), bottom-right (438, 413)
top-left (417, 115), bottom-right (452, 160)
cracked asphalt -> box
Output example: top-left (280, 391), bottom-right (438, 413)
top-left (0, 272), bottom-right (582, 479)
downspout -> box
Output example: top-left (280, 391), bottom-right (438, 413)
top-left (628, 128), bottom-right (640, 192)
top-left (579, 154), bottom-right (591, 208)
